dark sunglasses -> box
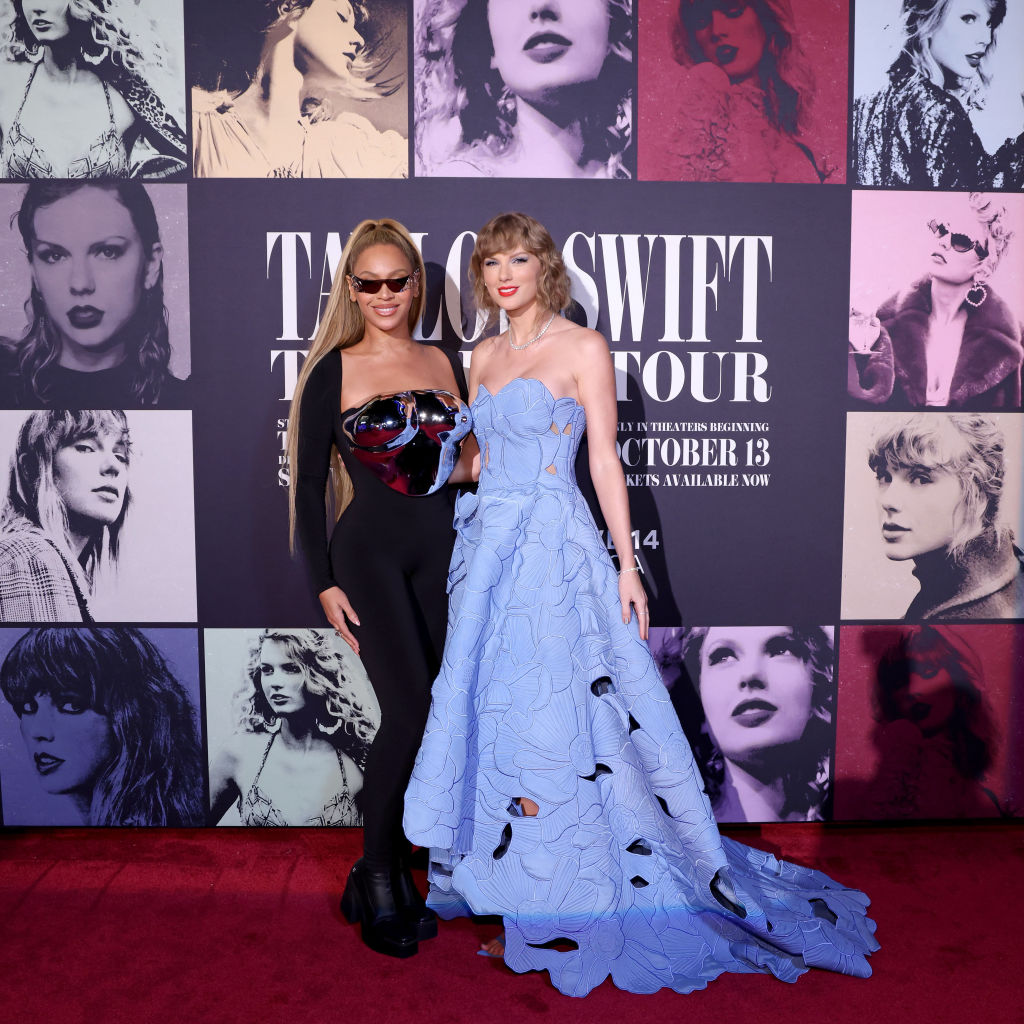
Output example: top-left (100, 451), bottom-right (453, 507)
top-left (927, 220), bottom-right (988, 260)
top-left (348, 269), bottom-right (419, 294)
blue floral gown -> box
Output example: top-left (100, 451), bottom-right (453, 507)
top-left (403, 378), bottom-right (878, 996)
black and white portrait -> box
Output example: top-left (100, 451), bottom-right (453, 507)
top-left (0, 182), bottom-right (191, 408)
top-left (0, 626), bottom-right (203, 826)
top-left (0, 0), bottom-right (187, 180)
top-left (205, 628), bottom-right (380, 827)
top-left (851, 0), bottom-right (1024, 188)
top-left (413, 0), bottom-right (633, 178)
top-left (652, 625), bottom-right (836, 823)
top-left (189, 0), bottom-right (408, 178)
top-left (848, 191), bottom-right (1023, 410)
top-left (0, 409), bottom-right (197, 623)
top-left (842, 412), bottom-right (1024, 620)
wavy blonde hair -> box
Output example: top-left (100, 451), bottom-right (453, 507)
top-left (235, 629), bottom-right (377, 770)
top-left (469, 212), bottom-right (571, 325)
top-left (286, 218), bottom-right (425, 546)
top-left (0, 0), bottom-right (167, 73)
top-left (901, 0), bottom-right (1006, 108)
top-left (868, 414), bottom-right (1008, 562)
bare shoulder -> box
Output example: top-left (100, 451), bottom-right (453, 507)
top-left (550, 320), bottom-right (610, 365)
top-left (216, 731), bottom-right (265, 769)
top-left (469, 332), bottom-right (502, 371)
top-left (0, 61), bottom-right (31, 119)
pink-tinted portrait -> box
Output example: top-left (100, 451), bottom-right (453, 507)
top-left (638, 0), bottom-right (849, 183)
top-left (848, 190), bottom-right (1024, 411)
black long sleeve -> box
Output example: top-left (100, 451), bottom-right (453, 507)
top-left (294, 352), bottom-right (341, 596)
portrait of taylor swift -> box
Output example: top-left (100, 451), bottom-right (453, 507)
top-left (0, 0), bottom-right (187, 180)
top-left (0, 182), bottom-right (191, 409)
top-left (205, 628), bottom-right (380, 827)
top-left (0, 408), bottom-right (198, 623)
top-left (639, 0), bottom-right (845, 184)
top-left (414, 0), bottom-right (633, 178)
top-left (189, 0), bottom-right (408, 178)
top-left (0, 626), bottom-right (203, 826)
top-left (851, 0), bottom-right (1024, 189)
top-left (653, 625), bottom-right (836, 823)
top-left (842, 412), bottom-right (1024, 620)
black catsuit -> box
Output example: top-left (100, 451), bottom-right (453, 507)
top-left (295, 346), bottom-right (469, 871)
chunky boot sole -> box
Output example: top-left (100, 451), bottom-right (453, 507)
top-left (405, 909), bottom-right (438, 942)
top-left (340, 864), bottom-right (419, 959)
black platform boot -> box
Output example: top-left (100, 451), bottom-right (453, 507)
top-left (340, 859), bottom-right (419, 958)
top-left (392, 860), bottom-right (438, 942)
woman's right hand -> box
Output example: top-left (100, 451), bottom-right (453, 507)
top-left (849, 309), bottom-right (881, 353)
top-left (319, 586), bottom-right (360, 655)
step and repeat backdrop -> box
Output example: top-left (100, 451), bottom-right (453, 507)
top-left (0, 0), bottom-right (1021, 827)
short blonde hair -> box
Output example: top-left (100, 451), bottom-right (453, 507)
top-left (469, 212), bottom-right (571, 323)
top-left (868, 414), bottom-right (1006, 560)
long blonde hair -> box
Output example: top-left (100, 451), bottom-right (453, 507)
top-left (286, 218), bottom-right (425, 550)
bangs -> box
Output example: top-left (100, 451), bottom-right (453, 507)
top-left (476, 225), bottom-right (534, 259)
top-left (0, 629), bottom-right (104, 712)
top-left (55, 410), bottom-right (131, 451)
top-left (868, 418), bottom-right (968, 474)
top-left (474, 213), bottom-right (551, 260)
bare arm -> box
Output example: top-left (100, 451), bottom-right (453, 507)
top-left (449, 340), bottom-right (496, 484)
top-left (208, 742), bottom-right (243, 825)
top-left (576, 330), bottom-right (649, 639)
top-left (449, 433), bottom-right (480, 483)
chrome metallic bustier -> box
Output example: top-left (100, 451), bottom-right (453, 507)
top-left (341, 389), bottom-right (472, 496)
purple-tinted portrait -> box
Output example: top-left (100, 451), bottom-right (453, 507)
top-left (0, 626), bottom-right (203, 826)
top-left (414, 0), bottom-right (633, 178)
top-left (652, 625), bottom-right (836, 823)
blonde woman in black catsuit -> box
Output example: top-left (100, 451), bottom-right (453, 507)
top-left (287, 218), bottom-right (474, 959)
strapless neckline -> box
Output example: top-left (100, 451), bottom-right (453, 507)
top-left (473, 377), bottom-right (580, 408)
top-left (340, 387), bottom-right (459, 420)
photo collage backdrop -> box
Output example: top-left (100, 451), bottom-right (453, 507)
top-left (0, 0), bottom-right (1020, 827)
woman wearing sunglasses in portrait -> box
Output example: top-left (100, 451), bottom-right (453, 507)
top-left (852, 0), bottom-right (1023, 189)
top-left (286, 218), bottom-right (473, 959)
top-left (849, 193), bottom-right (1021, 410)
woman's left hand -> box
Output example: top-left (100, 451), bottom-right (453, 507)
top-left (619, 570), bottom-right (649, 641)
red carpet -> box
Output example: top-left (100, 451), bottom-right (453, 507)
top-left (1, 823), bottom-right (1020, 1024)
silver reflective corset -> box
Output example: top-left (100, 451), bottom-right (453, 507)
top-left (341, 389), bottom-right (472, 496)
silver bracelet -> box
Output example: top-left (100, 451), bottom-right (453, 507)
top-left (619, 565), bottom-right (641, 575)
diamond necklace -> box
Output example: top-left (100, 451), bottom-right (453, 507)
top-left (508, 311), bottom-right (556, 351)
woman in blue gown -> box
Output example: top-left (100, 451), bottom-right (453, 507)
top-left (403, 212), bottom-right (878, 996)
